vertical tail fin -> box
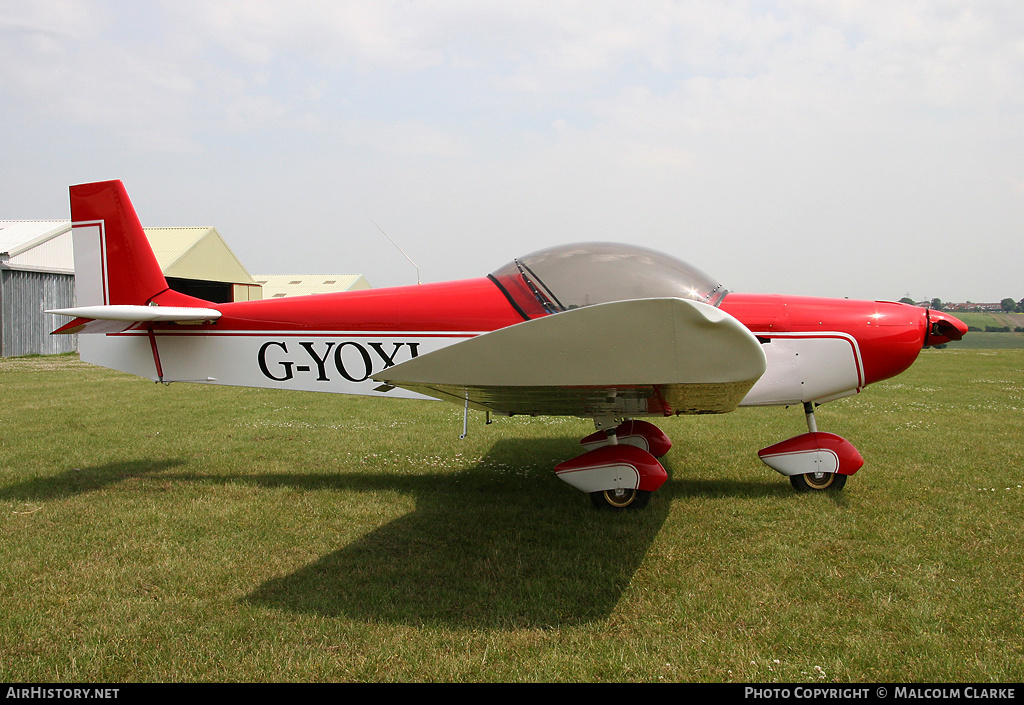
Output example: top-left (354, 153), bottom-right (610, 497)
top-left (49, 181), bottom-right (220, 336)
top-left (70, 180), bottom-right (169, 306)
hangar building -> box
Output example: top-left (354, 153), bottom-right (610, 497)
top-left (1, 222), bottom-right (260, 357)
top-left (2, 220), bottom-right (370, 358)
top-left (145, 227), bottom-right (261, 304)
top-left (0, 221), bottom-right (76, 357)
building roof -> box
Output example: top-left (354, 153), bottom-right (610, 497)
top-left (0, 221), bottom-right (74, 272)
top-left (0, 221), bottom-right (70, 255)
top-left (253, 274), bottom-right (371, 298)
top-left (1, 222), bottom-right (369, 297)
top-left (144, 227), bottom-right (256, 285)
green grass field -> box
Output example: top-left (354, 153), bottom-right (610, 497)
top-left (945, 333), bottom-right (1024, 350)
top-left (1, 349), bottom-right (1022, 682)
top-left (942, 312), bottom-right (1024, 350)
top-left (953, 312), bottom-right (1024, 330)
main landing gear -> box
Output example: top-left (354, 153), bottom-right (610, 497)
top-left (554, 419), bottom-right (671, 510)
top-left (757, 402), bottom-right (863, 492)
top-left (553, 405), bottom-right (864, 509)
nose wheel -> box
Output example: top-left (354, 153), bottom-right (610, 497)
top-left (759, 402), bottom-right (863, 492)
top-left (789, 470), bottom-right (847, 492)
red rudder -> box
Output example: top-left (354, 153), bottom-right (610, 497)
top-left (69, 180), bottom-right (169, 306)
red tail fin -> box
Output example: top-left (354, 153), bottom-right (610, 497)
top-left (70, 180), bottom-right (169, 306)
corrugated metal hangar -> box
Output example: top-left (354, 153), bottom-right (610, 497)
top-left (0, 220), bottom-right (368, 357)
top-left (0, 221), bottom-right (77, 357)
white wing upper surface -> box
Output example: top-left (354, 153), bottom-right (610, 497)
top-left (375, 298), bottom-right (767, 417)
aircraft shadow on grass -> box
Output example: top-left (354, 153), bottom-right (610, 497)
top-left (0, 438), bottom-right (786, 629)
top-left (238, 437), bottom-right (784, 629)
top-left (0, 459), bottom-right (183, 502)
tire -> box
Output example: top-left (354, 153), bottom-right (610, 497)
top-left (789, 472), bottom-right (847, 493)
top-left (590, 488), bottom-right (652, 510)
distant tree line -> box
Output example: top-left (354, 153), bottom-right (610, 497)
top-left (1002, 298), bottom-right (1024, 313)
top-left (898, 297), bottom-right (1024, 313)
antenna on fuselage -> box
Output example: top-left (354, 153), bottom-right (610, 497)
top-left (371, 219), bottom-right (421, 285)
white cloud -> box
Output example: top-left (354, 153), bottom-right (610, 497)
top-left (2, 0), bottom-right (1022, 300)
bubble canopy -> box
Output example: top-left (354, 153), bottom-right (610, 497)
top-left (488, 242), bottom-right (728, 317)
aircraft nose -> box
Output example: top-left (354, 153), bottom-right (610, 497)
top-left (925, 309), bottom-right (968, 346)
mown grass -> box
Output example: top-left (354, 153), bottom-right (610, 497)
top-left (1, 350), bottom-right (1022, 682)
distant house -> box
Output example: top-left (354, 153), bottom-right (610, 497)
top-left (943, 302), bottom-right (1003, 312)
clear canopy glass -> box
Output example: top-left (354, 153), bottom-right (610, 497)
top-left (489, 242), bottom-right (727, 316)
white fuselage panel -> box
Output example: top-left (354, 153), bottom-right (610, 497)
top-left (80, 331), bottom-right (473, 399)
top-left (82, 328), bottom-right (865, 408)
top-left (740, 333), bottom-right (864, 406)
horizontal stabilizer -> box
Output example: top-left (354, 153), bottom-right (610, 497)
top-left (47, 305), bottom-right (221, 335)
top-left (376, 297), bottom-right (767, 417)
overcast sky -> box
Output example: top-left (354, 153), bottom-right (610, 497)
top-left (2, 1), bottom-right (1022, 302)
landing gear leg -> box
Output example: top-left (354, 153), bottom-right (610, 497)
top-left (803, 401), bottom-right (818, 434)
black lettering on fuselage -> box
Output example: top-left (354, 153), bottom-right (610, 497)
top-left (299, 341), bottom-right (336, 381)
top-left (257, 340), bottom-right (423, 384)
top-left (333, 341), bottom-right (373, 382)
top-left (258, 341), bottom-right (294, 381)
top-left (367, 342), bottom-right (403, 368)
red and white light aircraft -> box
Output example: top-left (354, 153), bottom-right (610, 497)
top-left (49, 180), bottom-right (967, 509)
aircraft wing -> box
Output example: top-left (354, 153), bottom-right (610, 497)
top-left (374, 298), bottom-right (767, 418)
